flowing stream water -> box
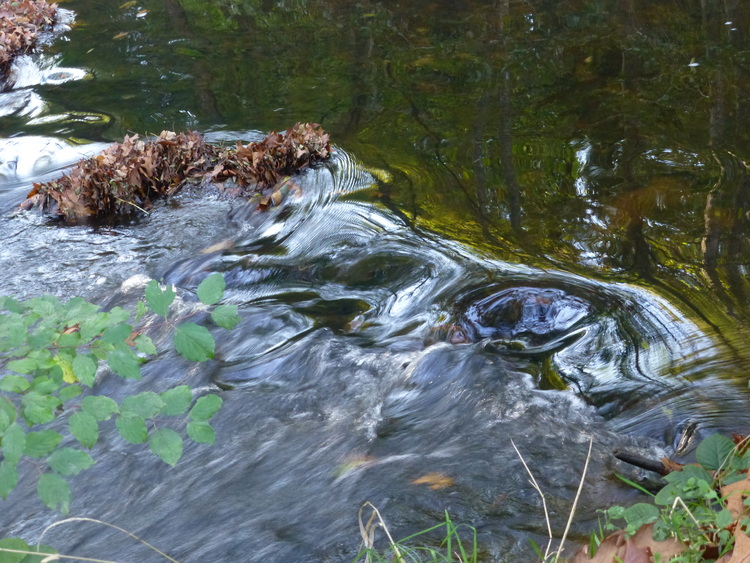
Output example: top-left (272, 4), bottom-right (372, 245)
top-left (2, 1), bottom-right (750, 561)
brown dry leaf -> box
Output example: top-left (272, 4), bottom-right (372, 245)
top-left (571, 524), bottom-right (686, 563)
top-left (661, 457), bottom-right (685, 473)
top-left (722, 471), bottom-right (750, 520)
top-left (113, 31), bottom-right (129, 40)
top-left (411, 472), bottom-right (455, 490)
top-left (61, 324), bottom-right (80, 335)
top-left (629, 523), bottom-right (686, 560)
top-left (719, 527), bottom-right (750, 563)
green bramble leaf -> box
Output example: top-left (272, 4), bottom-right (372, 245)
top-left (14, 542), bottom-right (57, 563)
top-left (121, 392), bottom-right (165, 419)
top-left (2, 423), bottom-right (26, 464)
top-left (174, 323), bottom-right (214, 362)
top-left (197, 273), bottom-right (225, 305)
top-left (187, 421), bottom-right (215, 444)
top-left (24, 431), bottom-right (62, 458)
top-left (0, 537), bottom-right (28, 563)
top-left (72, 354), bottom-right (97, 388)
top-left (0, 461), bottom-right (18, 500)
top-left (37, 473), bottom-right (71, 514)
top-left (623, 503), bottom-right (659, 531)
top-left (0, 375), bottom-right (30, 393)
top-left (135, 300), bottom-right (147, 322)
top-left (107, 347), bottom-right (142, 379)
top-left (47, 448), bottom-right (95, 476)
top-left (81, 396), bottom-right (119, 421)
top-left (58, 385), bottom-right (82, 402)
top-left (134, 334), bottom-right (157, 355)
top-left (102, 323), bottom-right (133, 345)
top-left (189, 394), bottom-right (222, 421)
top-left (21, 393), bottom-right (61, 426)
top-left (69, 412), bottom-right (98, 449)
top-left (6, 358), bottom-right (37, 374)
top-left (115, 412), bottom-right (148, 444)
top-left (696, 433), bottom-right (735, 471)
top-left (149, 428), bottom-right (183, 466)
top-left (145, 280), bottom-right (176, 318)
top-left (160, 386), bottom-right (192, 416)
top-left (0, 397), bottom-right (17, 433)
top-left (211, 304), bottom-right (240, 330)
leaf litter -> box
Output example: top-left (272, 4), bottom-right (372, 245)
top-left (21, 123), bottom-right (332, 224)
top-left (0, 0), bottom-right (58, 84)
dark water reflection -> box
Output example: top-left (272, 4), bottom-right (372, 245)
top-left (2, 0), bottom-right (750, 560)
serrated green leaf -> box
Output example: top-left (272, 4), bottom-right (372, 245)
top-left (0, 375), bottom-right (30, 393)
top-left (82, 396), bottom-right (119, 421)
top-left (174, 323), bottom-right (214, 362)
top-left (37, 473), bottom-right (71, 514)
top-left (101, 323), bottom-right (133, 345)
top-left (17, 542), bottom-right (57, 563)
top-left (0, 296), bottom-right (25, 313)
top-left (79, 313), bottom-right (111, 343)
top-left (134, 334), bottom-right (157, 355)
top-left (63, 297), bottom-right (101, 323)
top-left (47, 447), bottom-right (95, 476)
top-left (21, 393), bottom-right (61, 426)
top-left (623, 502), bottom-right (659, 529)
top-left (135, 300), bottom-right (148, 322)
top-left (211, 304), bottom-right (240, 330)
top-left (2, 423), bottom-right (26, 464)
top-left (69, 412), bottom-right (98, 449)
top-left (72, 354), bottom-right (97, 387)
top-left (187, 421), bottom-right (215, 444)
top-left (116, 412), bottom-right (148, 444)
top-left (56, 331), bottom-right (81, 349)
top-left (58, 385), bottom-right (82, 402)
top-left (0, 461), bottom-right (18, 500)
top-left (197, 273), bottom-right (225, 305)
top-left (30, 376), bottom-right (60, 395)
top-left (107, 307), bottom-right (131, 325)
top-left (145, 280), bottom-right (176, 318)
top-left (26, 297), bottom-right (58, 317)
top-left (716, 507), bottom-right (734, 529)
top-left (28, 327), bottom-right (56, 349)
top-left (6, 358), bottom-right (37, 374)
top-left (0, 397), bottom-right (16, 433)
top-left (160, 386), bottom-right (192, 416)
top-left (107, 347), bottom-right (142, 379)
top-left (189, 394), bottom-right (223, 421)
top-left (696, 434), bottom-right (735, 471)
top-left (0, 537), bottom-right (28, 563)
top-left (149, 428), bottom-right (183, 466)
top-left (24, 430), bottom-right (62, 458)
top-left (121, 392), bottom-right (165, 419)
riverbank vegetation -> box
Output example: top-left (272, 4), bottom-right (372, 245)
top-left (0, 0), bottom-right (58, 82)
top-left (21, 123), bottom-right (331, 224)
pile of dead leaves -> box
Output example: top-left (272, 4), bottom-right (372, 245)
top-left (22, 123), bottom-right (332, 223)
top-left (0, 0), bottom-right (58, 82)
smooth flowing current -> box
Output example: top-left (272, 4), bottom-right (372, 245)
top-left (2, 1), bottom-right (750, 561)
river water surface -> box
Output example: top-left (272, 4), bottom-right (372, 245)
top-left (2, 1), bottom-right (750, 561)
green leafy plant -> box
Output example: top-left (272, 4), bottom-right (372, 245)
top-left (584, 433), bottom-right (750, 562)
top-left (0, 272), bottom-right (239, 515)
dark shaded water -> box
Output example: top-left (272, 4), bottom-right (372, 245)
top-left (2, 0), bottom-right (750, 561)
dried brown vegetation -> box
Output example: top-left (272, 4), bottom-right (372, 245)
top-left (0, 0), bottom-right (58, 82)
top-left (22, 123), bottom-right (332, 223)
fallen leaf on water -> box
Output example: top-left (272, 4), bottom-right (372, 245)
top-left (113, 31), bottom-right (129, 40)
top-left (119, 1), bottom-right (137, 8)
top-left (411, 473), bottom-right (455, 490)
